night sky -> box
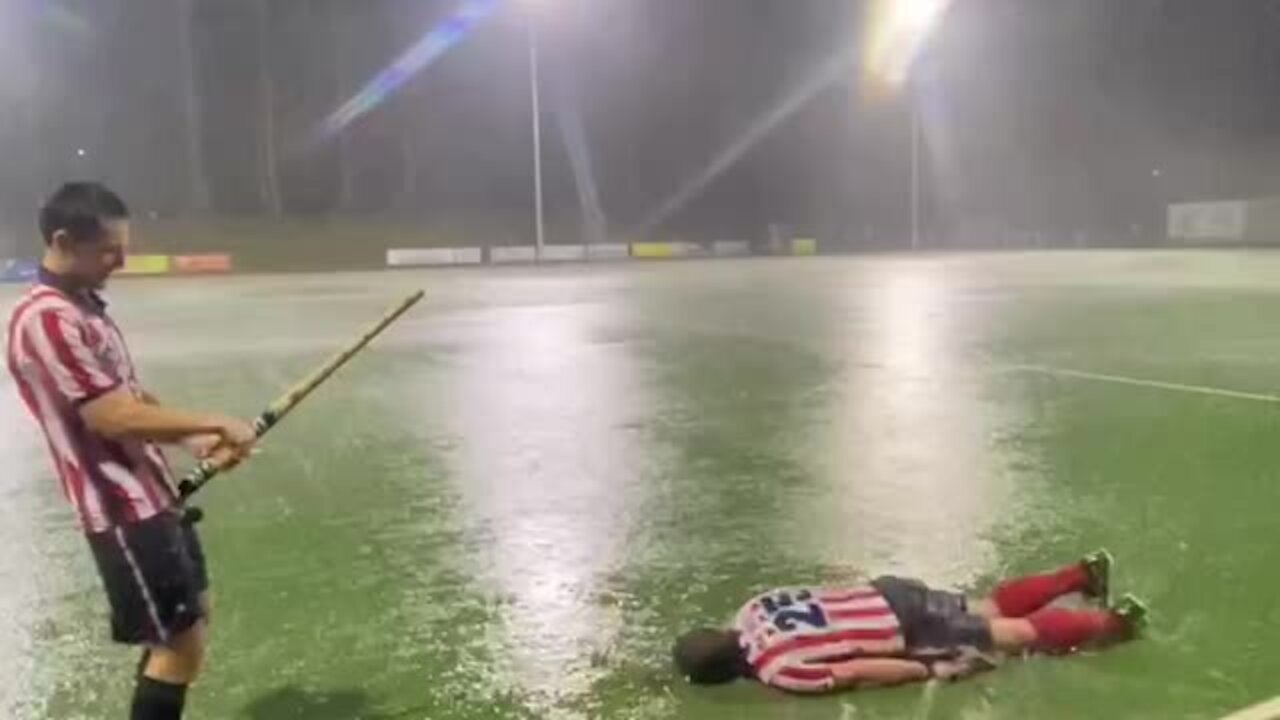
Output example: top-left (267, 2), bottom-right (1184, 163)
top-left (1, 0), bottom-right (1278, 248)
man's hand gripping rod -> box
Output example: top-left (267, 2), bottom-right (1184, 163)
top-left (178, 290), bottom-right (424, 524)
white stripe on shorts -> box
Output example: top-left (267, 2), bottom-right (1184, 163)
top-left (113, 526), bottom-right (169, 645)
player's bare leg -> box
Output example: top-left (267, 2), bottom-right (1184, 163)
top-left (144, 621), bottom-right (207, 683)
top-left (987, 594), bottom-right (1147, 654)
top-left (132, 592), bottom-right (211, 719)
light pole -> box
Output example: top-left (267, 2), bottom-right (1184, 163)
top-left (863, 0), bottom-right (952, 251)
top-left (527, 7), bottom-right (545, 259)
top-left (910, 102), bottom-right (920, 251)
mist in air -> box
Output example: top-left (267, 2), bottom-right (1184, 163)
top-left (1, 0), bottom-right (1277, 259)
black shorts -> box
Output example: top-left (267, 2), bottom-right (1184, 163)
top-left (872, 576), bottom-right (992, 655)
top-left (86, 511), bottom-right (209, 646)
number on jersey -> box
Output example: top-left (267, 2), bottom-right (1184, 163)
top-left (759, 589), bottom-right (828, 631)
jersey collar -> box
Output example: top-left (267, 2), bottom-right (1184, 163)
top-left (37, 265), bottom-right (108, 316)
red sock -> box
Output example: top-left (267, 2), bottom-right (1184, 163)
top-left (1027, 608), bottom-right (1122, 653)
top-left (992, 564), bottom-right (1089, 617)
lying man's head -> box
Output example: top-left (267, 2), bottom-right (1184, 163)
top-left (672, 628), bottom-right (746, 685)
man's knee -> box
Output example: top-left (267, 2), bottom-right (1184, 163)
top-left (145, 621), bottom-right (208, 684)
top-left (969, 598), bottom-right (1002, 619)
top-left (988, 617), bottom-right (1038, 651)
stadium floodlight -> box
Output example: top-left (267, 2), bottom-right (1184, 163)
top-left (862, 0), bottom-right (954, 250)
top-left (900, 0), bottom-right (950, 35)
top-left (863, 0), bottom-right (953, 90)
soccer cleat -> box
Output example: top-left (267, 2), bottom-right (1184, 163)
top-left (1080, 549), bottom-right (1114, 606)
top-left (1111, 593), bottom-right (1149, 637)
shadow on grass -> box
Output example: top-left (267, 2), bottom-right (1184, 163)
top-left (242, 686), bottom-right (396, 720)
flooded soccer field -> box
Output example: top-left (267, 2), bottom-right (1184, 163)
top-left (2, 252), bottom-right (1277, 719)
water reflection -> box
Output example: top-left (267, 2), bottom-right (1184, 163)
top-left (813, 261), bottom-right (1015, 585)
top-left (444, 299), bottom-right (645, 705)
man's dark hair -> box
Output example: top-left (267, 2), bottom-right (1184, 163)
top-left (38, 182), bottom-right (129, 246)
top-left (672, 628), bottom-right (748, 685)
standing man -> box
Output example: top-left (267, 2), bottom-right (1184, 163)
top-left (6, 182), bottom-right (257, 720)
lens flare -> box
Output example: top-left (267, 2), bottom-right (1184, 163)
top-left (319, 0), bottom-right (502, 140)
top-left (636, 48), bottom-right (859, 235)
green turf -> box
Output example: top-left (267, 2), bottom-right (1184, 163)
top-left (3, 251), bottom-right (1279, 719)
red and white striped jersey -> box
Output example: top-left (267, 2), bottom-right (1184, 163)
top-left (735, 585), bottom-right (904, 694)
top-left (6, 278), bottom-right (176, 533)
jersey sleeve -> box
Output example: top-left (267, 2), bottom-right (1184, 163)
top-left (19, 309), bottom-right (121, 404)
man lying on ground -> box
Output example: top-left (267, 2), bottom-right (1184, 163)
top-left (673, 550), bottom-right (1146, 693)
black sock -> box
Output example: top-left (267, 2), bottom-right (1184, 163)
top-left (131, 676), bottom-right (187, 720)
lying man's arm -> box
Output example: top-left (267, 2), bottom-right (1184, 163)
top-left (830, 652), bottom-right (998, 689)
top-left (764, 658), bottom-right (932, 693)
top-left (830, 658), bottom-right (932, 688)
